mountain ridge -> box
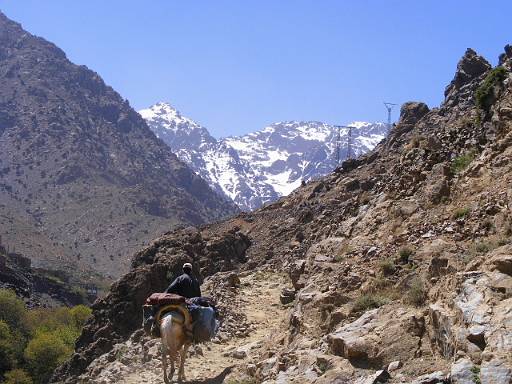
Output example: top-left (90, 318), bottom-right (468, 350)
top-left (140, 102), bottom-right (388, 210)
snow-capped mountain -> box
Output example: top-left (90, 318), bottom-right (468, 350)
top-left (140, 102), bottom-right (388, 211)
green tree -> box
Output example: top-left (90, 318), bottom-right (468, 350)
top-left (24, 332), bottom-right (72, 384)
top-left (4, 369), bottom-right (33, 384)
top-left (0, 320), bottom-right (16, 375)
top-left (24, 307), bottom-right (72, 335)
top-left (69, 305), bottom-right (92, 329)
top-left (0, 289), bottom-right (27, 331)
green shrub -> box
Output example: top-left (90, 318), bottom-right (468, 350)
top-left (4, 369), bottom-right (33, 384)
top-left (369, 276), bottom-right (391, 291)
top-left (497, 238), bottom-right (509, 246)
top-left (471, 365), bottom-right (481, 384)
top-left (317, 359), bottom-right (330, 374)
top-left (475, 242), bottom-right (491, 253)
top-left (24, 307), bottom-right (72, 335)
top-left (25, 305), bottom-right (90, 351)
top-left (453, 207), bottom-right (470, 219)
top-left (451, 151), bottom-right (476, 174)
top-left (405, 278), bottom-right (426, 307)
top-left (0, 290), bottom-right (27, 331)
top-left (379, 259), bottom-right (396, 276)
top-left (24, 332), bottom-right (72, 384)
top-left (351, 294), bottom-right (389, 313)
top-left (475, 66), bottom-right (507, 112)
top-left (398, 247), bottom-right (413, 264)
top-left (52, 326), bottom-right (81, 349)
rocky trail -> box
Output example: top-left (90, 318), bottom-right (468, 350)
top-left (80, 271), bottom-right (290, 384)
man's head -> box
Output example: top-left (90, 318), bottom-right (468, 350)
top-left (183, 262), bottom-right (193, 274)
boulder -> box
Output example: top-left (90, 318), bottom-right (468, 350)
top-left (443, 48), bottom-right (492, 109)
top-left (411, 371), bottom-right (447, 384)
top-left (354, 370), bottom-right (391, 384)
top-left (280, 288), bottom-right (296, 305)
top-left (450, 358), bottom-right (475, 384)
top-left (428, 256), bottom-right (454, 278)
top-left (288, 259), bottom-right (306, 290)
top-left (399, 102), bottom-right (430, 126)
top-left (328, 306), bottom-right (425, 368)
top-left (387, 360), bottom-right (402, 372)
top-left (429, 303), bottom-right (456, 358)
top-left (480, 359), bottom-right (512, 384)
top-left (415, 239), bottom-right (457, 264)
top-left (392, 200), bottom-right (419, 218)
top-left (489, 253), bottom-right (512, 276)
top-left (424, 163), bottom-right (450, 204)
top-left (429, 268), bottom-right (512, 365)
top-left (225, 272), bottom-right (241, 287)
top-left (499, 44), bottom-right (512, 66)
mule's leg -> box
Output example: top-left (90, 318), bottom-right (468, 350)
top-left (169, 351), bottom-right (175, 383)
top-left (161, 344), bottom-right (169, 384)
top-left (178, 343), bottom-right (190, 382)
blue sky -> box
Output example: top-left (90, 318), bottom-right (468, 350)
top-left (1, 1), bottom-right (511, 137)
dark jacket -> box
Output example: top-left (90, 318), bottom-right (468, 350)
top-left (165, 272), bottom-right (201, 298)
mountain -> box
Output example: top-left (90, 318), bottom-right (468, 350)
top-left (0, 12), bottom-right (237, 281)
top-left (56, 46), bottom-right (512, 383)
top-left (140, 102), bottom-right (388, 210)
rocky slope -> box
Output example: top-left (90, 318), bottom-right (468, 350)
top-left (0, 13), bottom-right (237, 280)
top-left (55, 46), bottom-right (512, 383)
top-left (0, 242), bottom-right (85, 308)
top-left (140, 102), bottom-right (387, 211)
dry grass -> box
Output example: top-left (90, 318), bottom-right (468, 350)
top-left (379, 258), bottom-right (396, 276)
top-left (404, 278), bottom-right (426, 307)
top-left (351, 293), bottom-right (390, 313)
top-left (398, 247), bottom-right (413, 264)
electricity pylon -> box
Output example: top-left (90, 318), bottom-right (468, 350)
top-left (383, 102), bottom-right (397, 131)
top-left (335, 125), bottom-right (355, 164)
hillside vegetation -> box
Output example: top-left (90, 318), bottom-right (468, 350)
top-left (0, 289), bottom-right (91, 384)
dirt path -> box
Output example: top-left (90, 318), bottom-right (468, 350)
top-left (121, 271), bottom-right (289, 384)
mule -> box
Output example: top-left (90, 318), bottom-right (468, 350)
top-left (160, 311), bottom-right (191, 383)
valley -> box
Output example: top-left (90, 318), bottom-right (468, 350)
top-left (0, 5), bottom-right (511, 384)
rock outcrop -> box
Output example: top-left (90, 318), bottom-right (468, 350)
top-left (0, 243), bottom-right (85, 307)
top-left (444, 48), bottom-right (492, 108)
